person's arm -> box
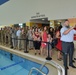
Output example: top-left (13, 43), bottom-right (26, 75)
top-left (32, 33), bottom-right (35, 39)
top-left (50, 38), bottom-right (53, 42)
top-left (41, 31), bottom-right (43, 41)
top-left (56, 31), bottom-right (60, 38)
top-left (63, 25), bottom-right (76, 35)
top-left (63, 27), bottom-right (74, 35)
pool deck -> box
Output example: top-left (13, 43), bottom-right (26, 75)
top-left (0, 44), bottom-right (76, 75)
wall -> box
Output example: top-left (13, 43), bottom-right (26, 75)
top-left (68, 18), bottom-right (76, 26)
top-left (0, 0), bottom-right (76, 25)
top-left (50, 20), bottom-right (55, 28)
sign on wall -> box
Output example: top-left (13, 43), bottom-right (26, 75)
top-left (31, 12), bottom-right (46, 19)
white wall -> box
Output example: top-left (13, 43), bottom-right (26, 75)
top-left (0, 0), bottom-right (76, 25)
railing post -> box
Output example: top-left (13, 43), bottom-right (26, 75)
top-left (64, 53), bottom-right (68, 75)
top-left (46, 42), bottom-right (52, 60)
top-left (24, 38), bottom-right (29, 53)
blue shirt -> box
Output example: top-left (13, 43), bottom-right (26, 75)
top-left (16, 30), bottom-right (21, 37)
top-left (60, 26), bottom-right (76, 42)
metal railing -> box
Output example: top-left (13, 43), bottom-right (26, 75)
top-left (28, 67), bottom-right (46, 75)
top-left (28, 60), bottom-right (65, 75)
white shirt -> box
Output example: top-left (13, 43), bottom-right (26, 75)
top-left (16, 30), bottom-right (21, 37)
top-left (60, 26), bottom-right (76, 42)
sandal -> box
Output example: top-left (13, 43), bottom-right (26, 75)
top-left (39, 53), bottom-right (40, 55)
top-left (35, 53), bottom-right (37, 55)
top-left (57, 58), bottom-right (62, 61)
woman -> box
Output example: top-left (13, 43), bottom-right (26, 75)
top-left (48, 27), bottom-right (54, 38)
top-left (33, 28), bottom-right (41, 55)
top-left (47, 34), bottom-right (53, 57)
top-left (55, 26), bottom-right (62, 61)
top-left (41, 26), bottom-right (47, 56)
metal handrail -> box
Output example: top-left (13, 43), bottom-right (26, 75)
top-left (45, 60), bottom-right (65, 75)
top-left (28, 60), bottom-right (65, 75)
top-left (28, 67), bottom-right (46, 75)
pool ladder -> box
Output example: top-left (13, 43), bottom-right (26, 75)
top-left (28, 61), bottom-right (46, 75)
top-left (28, 60), bottom-right (65, 75)
top-left (28, 67), bottom-right (46, 75)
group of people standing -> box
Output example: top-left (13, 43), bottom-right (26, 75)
top-left (0, 19), bottom-right (76, 69)
top-left (27, 26), bottom-right (53, 57)
top-left (27, 26), bottom-right (62, 59)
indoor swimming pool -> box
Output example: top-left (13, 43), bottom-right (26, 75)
top-left (0, 49), bottom-right (49, 75)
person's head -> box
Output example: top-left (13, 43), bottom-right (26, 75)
top-left (58, 25), bottom-right (62, 31)
top-left (22, 28), bottom-right (24, 33)
top-left (64, 19), bottom-right (70, 27)
top-left (17, 26), bottom-right (21, 30)
top-left (35, 27), bottom-right (38, 32)
top-left (50, 27), bottom-right (53, 31)
top-left (48, 34), bottom-right (51, 38)
top-left (49, 27), bottom-right (53, 33)
top-left (43, 26), bottom-right (47, 31)
top-left (30, 27), bottom-right (32, 30)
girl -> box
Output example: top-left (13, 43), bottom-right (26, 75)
top-left (47, 34), bottom-right (53, 57)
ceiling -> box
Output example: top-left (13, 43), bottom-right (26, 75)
top-left (0, 0), bottom-right (76, 25)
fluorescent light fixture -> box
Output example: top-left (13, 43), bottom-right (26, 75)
top-left (50, 22), bottom-right (53, 25)
top-left (19, 23), bottom-right (23, 26)
top-left (58, 22), bottom-right (60, 24)
top-left (42, 19), bottom-right (45, 20)
top-left (19, 23), bottom-right (23, 28)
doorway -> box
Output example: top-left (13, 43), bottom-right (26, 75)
top-left (30, 17), bottom-right (50, 28)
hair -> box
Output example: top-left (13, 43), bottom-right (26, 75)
top-left (43, 26), bottom-right (47, 31)
top-left (58, 25), bottom-right (62, 31)
top-left (48, 27), bottom-right (53, 33)
top-left (55, 25), bottom-right (62, 32)
top-left (64, 19), bottom-right (69, 22)
top-left (34, 27), bottom-right (38, 32)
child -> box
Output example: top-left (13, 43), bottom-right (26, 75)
top-left (47, 34), bottom-right (53, 57)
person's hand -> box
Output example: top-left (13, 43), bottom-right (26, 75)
top-left (74, 24), bottom-right (76, 28)
top-left (71, 25), bottom-right (76, 29)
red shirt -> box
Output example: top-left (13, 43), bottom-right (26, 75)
top-left (74, 28), bottom-right (76, 40)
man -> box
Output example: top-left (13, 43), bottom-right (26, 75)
top-left (26, 27), bottom-right (34, 50)
top-left (60, 20), bottom-right (76, 68)
top-left (16, 27), bottom-right (21, 50)
top-left (11, 27), bottom-right (17, 49)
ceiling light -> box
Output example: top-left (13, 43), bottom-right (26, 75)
top-left (19, 23), bottom-right (23, 26)
top-left (42, 19), bottom-right (45, 20)
top-left (50, 22), bottom-right (53, 25)
top-left (58, 22), bottom-right (60, 24)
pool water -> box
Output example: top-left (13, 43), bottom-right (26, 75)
top-left (0, 49), bottom-right (49, 75)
